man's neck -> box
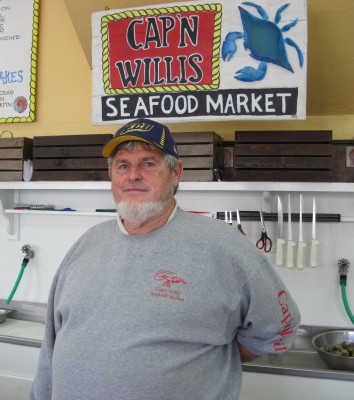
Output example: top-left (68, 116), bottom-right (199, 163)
top-left (123, 199), bottom-right (176, 235)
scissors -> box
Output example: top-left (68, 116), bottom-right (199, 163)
top-left (256, 211), bottom-right (272, 252)
top-left (236, 208), bottom-right (246, 235)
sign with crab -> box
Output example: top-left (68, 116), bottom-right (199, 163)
top-left (0, 0), bottom-right (40, 123)
top-left (92, 0), bottom-right (307, 124)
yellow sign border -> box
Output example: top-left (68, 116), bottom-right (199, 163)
top-left (0, 0), bottom-right (40, 124)
top-left (101, 3), bottom-right (222, 95)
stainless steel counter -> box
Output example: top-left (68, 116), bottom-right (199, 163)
top-left (243, 347), bottom-right (354, 381)
top-left (0, 318), bottom-right (44, 348)
top-left (243, 326), bottom-right (354, 381)
top-left (0, 317), bottom-right (353, 381)
top-left (0, 300), bottom-right (45, 348)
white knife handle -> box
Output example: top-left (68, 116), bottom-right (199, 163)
top-left (286, 240), bottom-right (296, 268)
top-left (297, 242), bottom-right (307, 270)
top-left (276, 238), bottom-right (285, 266)
top-left (310, 239), bottom-right (320, 267)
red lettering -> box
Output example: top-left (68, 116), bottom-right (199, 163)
top-left (107, 10), bottom-right (216, 89)
top-left (275, 290), bottom-right (296, 351)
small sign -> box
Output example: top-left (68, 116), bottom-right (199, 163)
top-left (92, 0), bottom-right (307, 124)
top-left (0, 0), bottom-right (40, 123)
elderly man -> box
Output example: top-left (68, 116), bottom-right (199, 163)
top-left (31, 118), bottom-right (300, 400)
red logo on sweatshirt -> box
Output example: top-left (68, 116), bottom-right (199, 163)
top-left (274, 290), bottom-right (295, 352)
top-left (154, 270), bottom-right (187, 287)
top-left (151, 270), bottom-right (186, 302)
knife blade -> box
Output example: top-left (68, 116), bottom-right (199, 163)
top-left (286, 194), bottom-right (296, 268)
top-left (276, 195), bottom-right (285, 266)
top-left (310, 196), bottom-right (320, 267)
top-left (297, 194), bottom-right (307, 269)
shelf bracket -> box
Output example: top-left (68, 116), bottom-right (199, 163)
top-left (0, 189), bottom-right (20, 240)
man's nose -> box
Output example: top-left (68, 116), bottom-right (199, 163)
top-left (127, 164), bottom-right (143, 179)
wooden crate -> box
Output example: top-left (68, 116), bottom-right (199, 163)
top-left (32, 134), bottom-right (112, 181)
top-left (0, 137), bottom-right (33, 181)
top-left (332, 140), bottom-right (354, 182)
top-left (224, 130), bottom-right (333, 182)
top-left (172, 131), bottom-right (223, 181)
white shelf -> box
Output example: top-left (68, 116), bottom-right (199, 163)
top-left (4, 209), bottom-right (117, 217)
top-left (1, 181), bottom-right (354, 241)
top-left (0, 181), bottom-right (353, 192)
top-left (179, 181), bottom-right (354, 192)
top-left (0, 181), bottom-right (111, 190)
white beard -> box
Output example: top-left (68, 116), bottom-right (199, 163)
top-left (117, 200), bottom-right (168, 226)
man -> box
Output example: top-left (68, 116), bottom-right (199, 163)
top-left (31, 118), bottom-right (300, 400)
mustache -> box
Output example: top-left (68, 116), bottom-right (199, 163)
top-left (121, 184), bottom-right (150, 191)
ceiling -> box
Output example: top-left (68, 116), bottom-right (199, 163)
top-left (63, 0), bottom-right (354, 116)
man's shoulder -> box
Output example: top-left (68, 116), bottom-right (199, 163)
top-left (175, 208), bottom-right (238, 234)
top-left (80, 218), bottom-right (117, 240)
top-left (177, 208), bottom-right (224, 225)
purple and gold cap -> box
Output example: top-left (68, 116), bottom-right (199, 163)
top-left (102, 118), bottom-right (179, 158)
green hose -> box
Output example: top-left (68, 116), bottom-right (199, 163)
top-left (6, 260), bottom-right (28, 305)
top-left (340, 282), bottom-right (354, 325)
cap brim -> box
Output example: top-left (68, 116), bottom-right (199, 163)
top-left (102, 135), bottom-right (152, 157)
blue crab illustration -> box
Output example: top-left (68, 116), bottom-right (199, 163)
top-left (222, 2), bottom-right (304, 82)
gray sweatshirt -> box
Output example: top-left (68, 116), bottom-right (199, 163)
top-left (30, 208), bottom-right (300, 400)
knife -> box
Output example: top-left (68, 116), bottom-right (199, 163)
top-left (286, 194), bottom-right (296, 268)
top-left (236, 208), bottom-right (246, 235)
top-left (276, 195), bottom-right (285, 266)
top-left (310, 196), bottom-right (320, 267)
top-left (297, 194), bottom-right (307, 269)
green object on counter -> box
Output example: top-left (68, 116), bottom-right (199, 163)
top-left (341, 283), bottom-right (354, 324)
top-left (6, 259), bottom-right (29, 305)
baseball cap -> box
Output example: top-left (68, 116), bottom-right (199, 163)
top-left (101, 118), bottom-right (179, 158)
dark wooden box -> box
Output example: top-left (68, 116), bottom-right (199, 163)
top-left (172, 131), bottom-right (223, 181)
top-left (224, 130), bottom-right (333, 182)
top-left (0, 137), bottom-right (33, 181)
top-left (332, 140), bottom-right (354, 182)
top-left (32, 134), bottom-right (112, 181)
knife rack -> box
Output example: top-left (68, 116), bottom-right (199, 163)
top-left (216, 211), bottom-right (340, 223)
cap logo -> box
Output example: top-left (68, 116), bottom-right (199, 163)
top-left (121, 122), bottom-right (154, 136)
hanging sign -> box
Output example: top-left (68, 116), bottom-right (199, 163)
top-left (92, 0), bottom-right (307, 124)
top-left (0, 0), bottom-right (40, 123)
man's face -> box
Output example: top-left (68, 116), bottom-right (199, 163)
top-left (109, 143), bottom-right (182, 207)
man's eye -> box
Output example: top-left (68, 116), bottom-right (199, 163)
top-left (144, 161), bottom-right (159, 170)
top-left (117, 163), bottom-right (128, 170)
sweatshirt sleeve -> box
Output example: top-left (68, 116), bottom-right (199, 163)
top-left (30, 269), bottom-right (61, 399)
top-left (236, 258), bottom-right (301, 356)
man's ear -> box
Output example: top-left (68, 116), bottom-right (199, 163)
top-left (174, 161), bottom-right (183, 181)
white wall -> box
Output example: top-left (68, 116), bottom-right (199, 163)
top-left (0, 187), bottom-right (116, 305)
top-left (1, 184), bottom-right (354, 328)
top-left (175, 187), bottom-right (354, 328)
